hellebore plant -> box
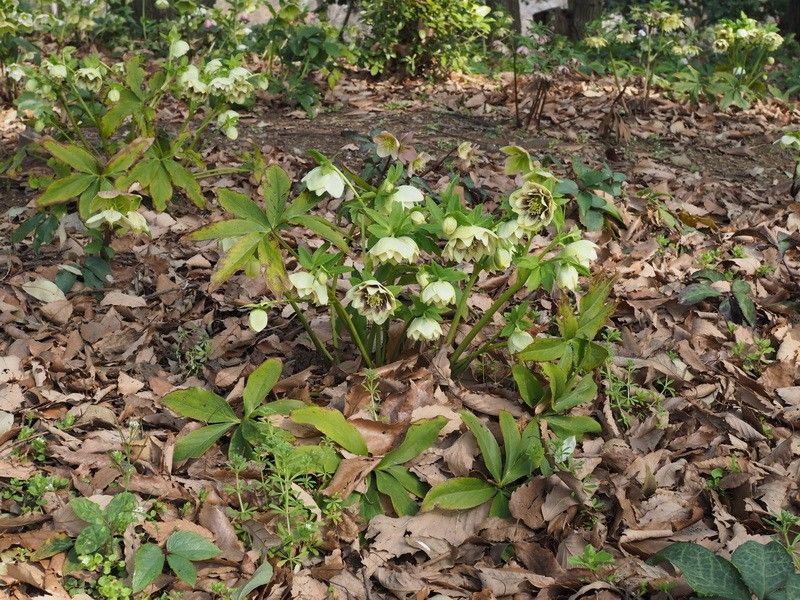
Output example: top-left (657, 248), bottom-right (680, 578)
top-left (195, 136), bottom-right (604, 373)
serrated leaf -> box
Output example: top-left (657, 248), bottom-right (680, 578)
top-left (243, 358), bottom-right (282, 417)
top-left (132, 544), bottom-right (165, 593)
top-left (166, 531), bottom-right (221, 561)
top-left (37, 173), bottom-right (96, 206)
top-left (163, 159), bottom-right (205, 208)
top-left (730, 541), bottom-right (794, 599)
top-left (162, 389), bottom-right (238, 423)
top-left (173, 422), bottom-right (236, 462)
top-left (651, 542), bottom-right (750, 600)
top-left (217, 189), bottom-right (270, 227)
top-left (290, 215), bottom-right (348, 252)
top-left (378, 417), bottom-right (447, 468)
top-left (231, 561), bottom-right (273, 600)
top-left (166, 553), bottom-right (197, 586)
top-left (420, 477), bottom-right (497, 512)
top-left (41, 138), bottom-right (98, 174)
top-left (262, 164), bottom-right (291, 227)
top-left (460, 411), bottom-right (503, 483)
top-left (104, 137), bottom-right (153, 176)
top-left (210, 231), bottom-right (264, 289)
top-left (291, 406), bottom-right (368, 456)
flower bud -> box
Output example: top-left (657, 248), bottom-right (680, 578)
top-left (107, 88), bottom-right (120, 103)
top-left (493, 247), bottom-right (512, 270)
top-left (249, 309), bottom-right (268, 333)
top-left (416, 270), bottom-right (431, 288)
top-left (410, 211), bottom-right (426, 225)
top-left (155, 0), bottom-right (168, 8)
top-left (442, 216), bottom-right (457, 237)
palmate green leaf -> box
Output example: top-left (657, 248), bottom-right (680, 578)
top-left (730, 541), bottom-right (794, 600)
top-left (173, 423), bottom-right (236, 462)
top-left (243, 358), bottom-right (282, 417)
top-left (262, 164), bottom-right (291, 227)
top-left (289, 214), bottom-right (348, 252)
top-left (231, 561), bottom-right (273, 600)
top-left (41, 137), bottom-right (98, 174)
top-left (190, 219), bottom-right (266, 241)
top-left (166, 553), bottom-right (197, 586)
top-left (70, 497), bottom-right (104, 524)
top-left (166, 531), bottom-right (221, 561)
top-left (74, 523), bottom-right (110, 555)
top-left (378, 417), bottom-right (447, 468)
top-left (291, 406), bottom-right (368, 456)
top-left (460, 411), bottom-right (503, 483)
top-left (258, 237), bottom-right (290, 296)
top-left (421, 477), bottom-right (497, 512)
top-left (516, 338), bottom-right (568, 362)
top-left (162, 389), bottom-right (238, 423)
top-left (375, 471), bottom-right (418, 516)
top-left (149, 163), bottom-right (173, 211)
top-left (512, 364), bottom-right (545, 407)
top-left (132, 544), bottom-right (165, 593)
top-left (210, 231), bottom-right (264, 290)
top-left (163, 159), bottom-right (205, 208)
top-left (38, 173), bottom-right (96, 206)
top-left (104, 137), bottom-right (153, 176)
top-left (551, 375), bottom-right (597, 413)
top-left (217, 189), bottom-right (270, 228)
top-left (650, 542), bottom-right (750, 600)
top-left (100, 88), bottom-right (142, 138)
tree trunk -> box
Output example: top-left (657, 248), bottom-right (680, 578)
top-left (783, 1), bottom-right (800, 39)
top-left (489, 0), bottom-right (522, 33)
top-left (554, 0), bottom-right (604, 39)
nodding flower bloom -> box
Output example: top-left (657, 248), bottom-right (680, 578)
top-left (217, 110), bottom-right (239, 140)
top-left (85, 210), bottom-right (150, 235)
top-left (387, 185), bottom-right (424, 210)
top-left (584, 36), bottom-right (608, 49)
top-left (301, 165), bottom-right (345, 198)
top-left (368, 236), bottom-right (420, 266)
top-left (507, 328), bottom-right (534, 354)
top-left (496, 219), bottom-right (526, 245)
top-left (42, 60), bottom-right (67, 80)
top-left (407, 316), bottom-right (443, 342)
top-left (555, 264), bottom-right (579, 291)
top-left (74, 67), bottom-right (103, 92)
top-left (346, 280), bottom-right (398, 325)
top-left (562, 240), bottom-right (599, 268)
top-left (421, 281), bottom-right (456, 308)
top-left (444, 226), bottom-right (499, 264)
top-left (289, 271), bottom-right (328, 306)
top-left (374, 131), bottom-right (400, 159)
top-left (508, 180), bottom-right (556, 232)
top-left (178, 65), bottom-right (208, 101)
top-left (169, 40), bottom-right (190, 59)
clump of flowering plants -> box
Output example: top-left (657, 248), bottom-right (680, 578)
top-left (11, 33), bottom-right (263, 227)
top-left (194, 133), bottom-right (602, 373)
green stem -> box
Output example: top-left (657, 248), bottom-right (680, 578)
top-left (452, 341), bottom-right (505, 376)
top-left (288, 298), bottom-right (334, 366)
top-left (331, 296), bottom-right (375, 369)
top-left (194, 166), bottom-right (250, 180)
top-left (450, 275), bottom-right (527, 366)
top-left (445, 263), bottom-right (482, 347)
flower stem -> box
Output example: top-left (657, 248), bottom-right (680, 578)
top-left (288, 298), bottom-right (334, 366)
top-left (331, 296), bottom-right (375, 369)
top-left (445, 264), bottom-right (482, 347)
top-left (452, 340), bottom-right (506, 376)
top-left (450, 275), bottom-right (527, 367)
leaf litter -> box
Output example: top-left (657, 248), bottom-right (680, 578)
top-left (1, 69), bottom-right (800, 599)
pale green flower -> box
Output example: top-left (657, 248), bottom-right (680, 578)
top-left (555, 264), bottom-right (579, 291)
top-left (562, 240), bottom-right (598, 268)
top-left (407, 316), bottom-right (442, 342)
top-left (444, 226), bottom-right (499, 263)
top-left (368, 236), bottom-right (419, 265)
top-left (346, 280), bottom-right (398, 325)
top-left (421, 281), bottom-right (456, 308)
top-left (302, 165), bottom-right (345, 198)
top-left (388, 185), bottom-right (424, 210)
top-left (508, 180), bottom-right (555, 232)
top-left (507, 329), bottom-right (534, 354)
top-left (289, 271), bottom-right (328, 306)
top-left (169, 39), bottom-right (190, 59)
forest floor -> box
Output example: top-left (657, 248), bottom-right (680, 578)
top-left (1, 69), bottom-right (800, 600)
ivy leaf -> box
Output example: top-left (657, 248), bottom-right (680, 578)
top-left (291, 406), bottom-right (368, 456)
top-left (650, 542), bottom-right (750, 600)
top-left (420, 477), bottom-right (497, 512)
top-left (730, 541), bottom-right (794, 600)
top-left (132, 544), bottom-right (165, 593)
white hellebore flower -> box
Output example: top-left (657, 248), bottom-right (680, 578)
top-left (301, 165), bottom-right (345, 198)
top-left (374, 131), bottom-right (400, 159)
top-left (107, 88), bottom-right (120, 103)
top-left (443, 225), bottom-right (499, 264)
top-left (497, 220), bottom-right (526, 245)
top-left (289, 271), bottom-right (328, 306)
top-left (407, 316), bottom-right (443, 342)
top-left (42, 60), bottom-right (67, 80)
top-left (442, 216), bottom-right (458, 237)
top-left (493, 247), bottom-right (512, 270)
top-left (388, 185), bottom-right (424, 210)
top-left (562, 240), bottom-right (598, 268)
top-left (169, 39), bottom-right (190, 59)
top-left (217, 110), bottom-right (239, 140)
top-left (507, 329), bottom-right (534, 354)
top-left (368, 236), bottom-right (419, 265)
top-left (248, 309), bottom-right (268, 333)
top-left (346, 280), bottom-right (398, 325)
top-left (75, 67), bottom-right (102, 92)
top-left (155, 0), bottom-right (169, 8)
top-left (508, 180), bottom-right (556, 232)
top-left (421, 281), bottom-right (456, 308)
top-left (555, 264), bottom-right (579, 291)
top-left (409, 211), bottom-right (426, 225)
